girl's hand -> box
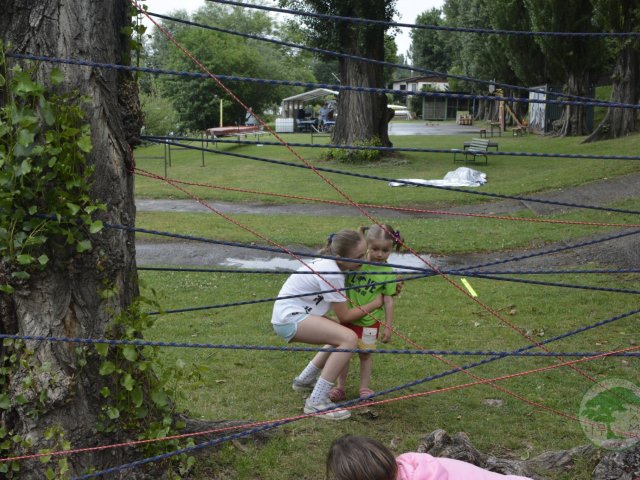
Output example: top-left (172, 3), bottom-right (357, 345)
top-left (394, 278), bottom-right (405, 296)
top-left (381, 327), bottom-right (392, 343)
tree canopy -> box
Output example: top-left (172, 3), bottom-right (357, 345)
top-left (148, 3), bottom-right (314, 131)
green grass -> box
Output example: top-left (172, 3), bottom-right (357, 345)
top-left (136, 196), bottom-right (640, 255)
top-left (134, 133), bottom-right (640, 208)
top-left (132, 132), bottom-right (640, 478)
top-left (139, 269), bottom-right (639, 479)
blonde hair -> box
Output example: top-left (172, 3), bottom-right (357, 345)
top-left (319, 229), bottom-right (364, 257)
top-left (359, 224), bottom-right (403, 252)
top-left (326, 435), bottom-right (397, 480)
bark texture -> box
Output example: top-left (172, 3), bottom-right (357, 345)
top-left (584, 44), bottom-right (640, 143)
top-left (1, 0), bottom-right (138, 476)
top-left (331, 1), bottom-right (392, 148)
top-left (556, 72), bottom-right (591, 137)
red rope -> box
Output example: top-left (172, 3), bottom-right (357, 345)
top-left (127, 0), bottom-right (636, 453)
top-left (135, 168), bottom-right (640, 229)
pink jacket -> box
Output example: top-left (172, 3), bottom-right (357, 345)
top-left (396, 453), bottom-right (532, 480)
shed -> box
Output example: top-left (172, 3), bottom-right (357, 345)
top-left (280, 88), bottom-right (338, 118)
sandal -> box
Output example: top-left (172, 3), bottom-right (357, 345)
top-left (328, 387), bottom-right (346, 402)
top-left (359, 388), bottom-right (375, 399)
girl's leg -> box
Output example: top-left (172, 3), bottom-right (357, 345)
top-left (294, 315), bottom-right (357, 382)
top-left (358, 353), bottom-right (373, 391)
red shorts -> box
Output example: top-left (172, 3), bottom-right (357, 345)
top-left (344, 322), bottom-right (380, 349)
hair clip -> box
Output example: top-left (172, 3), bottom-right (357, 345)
top-left (393, 230), bottom-right (401, 243)
top-left (327, 233), bottom-right (336, 244)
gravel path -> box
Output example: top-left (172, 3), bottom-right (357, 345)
top-left (135, 172), bottom-right (640, 270)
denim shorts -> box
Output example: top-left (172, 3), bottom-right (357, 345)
top-left (272, 313), bottom-right (310, 343)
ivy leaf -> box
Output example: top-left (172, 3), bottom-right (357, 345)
top-left (121, 345), bottom-right (138, 362)
top-left (76, 240), bottom-right (92, 253)
top-left (65, 202), bottom-right (80, 215)
top-left (16, 254), bottom-right (34, 265)
top-left (0, 74), bottom-right (5, 87)
top-left (89, 220), bottom-right (103, 234)
top-left (18, 159), bottom-right (33, 176)
top-left (77, 135), bottom-right (92, 153)
top-left (17, 128), bottom-right (36, 147)
top-left (120, 373), bottom-right (135, 391)
top-left (94, 343), bottom-right (109, 357)
top-left (106, 406), bottom-right (120, 420)
top-left (131, 386), bottom-right (143, 408)
top-left (0, 394), bottom-right (10, 409)
top-left (11, 271), bottom-right (30, 280)
top-left (151, 389), bottom-right (169, 407)
top-left (37, 254), bottom-right (49, 266)
top-left (50, 68), bottom-right (64, 85)
top-left (39, 97), bottom-right (55, 126)
top-left (99, 361), bottom-right (116, 376)
top-left (99, 387), bottom-right (110, 398)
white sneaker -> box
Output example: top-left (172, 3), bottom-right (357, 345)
top-left (303, 399), bottom-right (351, 420)
top-left (292, 376), bottom-right (317, 392)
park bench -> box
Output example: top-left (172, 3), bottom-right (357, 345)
top-left (452, 138), bottom-right (490, 164)
top-left (463, 140), bottom-right (498, 151)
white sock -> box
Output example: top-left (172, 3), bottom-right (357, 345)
top-left (297, 361), bottom-right (321, 384)
top-left (308, 377), bottom-right (333, 404)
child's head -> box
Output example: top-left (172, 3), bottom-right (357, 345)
top-left (320, 229), bottom-right (367, 271)
top-left (360, 224), bottom-right (403, 263)
top-left (326, 435), bottom-right (397, 480)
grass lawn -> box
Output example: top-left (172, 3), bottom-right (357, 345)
top-left (139, 268), bottom-right (639, 479)
top-left (132, 131), bottom-right (639, 479)
top-left (134, 131), bottom-right (640, 208)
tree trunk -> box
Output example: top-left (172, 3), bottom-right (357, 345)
top-left (1, 0), bottom-right (139, 476)
top-left (584, 44), bottom-right (640, 143)
top-left (333, 56), bottom-right (393, 147)
top-left (557, 72), bottom-right (591, 136)
top-left (331, 3), bottom-right (392, 149)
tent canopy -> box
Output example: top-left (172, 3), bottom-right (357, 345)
top-left (280, 88), bottom-right (338, 118)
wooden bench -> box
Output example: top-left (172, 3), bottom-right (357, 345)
top-left (453, 138), bottom-right (490, 164)
top-left (464, 140), bottom-right (498, 151)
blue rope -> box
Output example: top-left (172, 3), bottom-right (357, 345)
top-left (104, 221), bottom-right (433, 274)
top-left (150, 137), bottom-right (640, 216)
top-left (145, 274), bottom-right (428, 315)
top-left (106, 222), bottom-right (640, 276)
top-left (209, 0), bottom-right (640, 38)
top-left (3, 334), bottom-right (638, 358)
top-left (144, 10), bottom-right (632, 107)
top-left (7, 52), bottom-right (637, 110)
top-left (151, 135), bottom-right (640, 161)
top-left (457, 229), bottom-right (640, 271)
top-left (464, 273), bottom-right (640, 295)
top-left (71, 305), bottom-right (640, 478)
top-left (138, 266), bottom-right (640, 275)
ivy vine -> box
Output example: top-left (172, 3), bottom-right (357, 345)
top-left (0, 43), bottom-right (105, 293)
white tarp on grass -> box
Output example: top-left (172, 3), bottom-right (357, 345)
top-left (389, 167), bottom-right (487, 188)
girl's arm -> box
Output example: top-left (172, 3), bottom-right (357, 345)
top-left (331, 295), bottom-right (383, 324)
top-left (381, 295), bottom-right (394, 343)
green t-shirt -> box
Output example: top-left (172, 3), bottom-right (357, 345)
top-left (346, 263), bottom-right (397, 327)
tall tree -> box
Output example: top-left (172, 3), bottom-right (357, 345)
top-left (284, 0), bottom-right (398, 149)
top-left (151, 3), bottom-right (314, 130)
top-left (584, 0), bottom-right (640, 142)
top-left (410, 8), bottom-right (452, 74)
top-left (0, 0), bottom-right (143, 476)
top-left (525, 0), bottom-right (608, 136)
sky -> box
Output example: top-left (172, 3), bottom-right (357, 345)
top-left (141, 0), bottom-right (445, 57)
